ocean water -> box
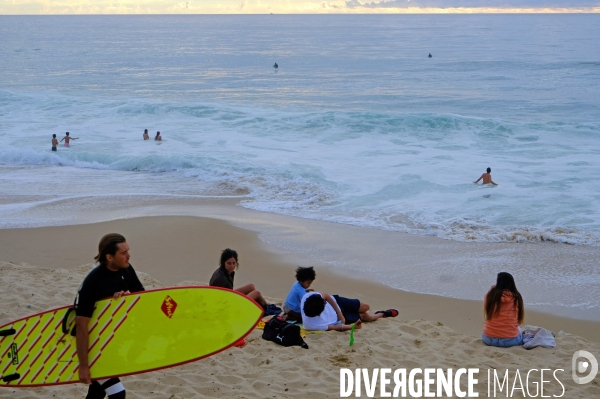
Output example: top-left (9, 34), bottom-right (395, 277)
top-left (1, 15), bottom-right (600, 316)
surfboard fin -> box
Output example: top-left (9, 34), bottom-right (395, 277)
top-left (0, 328), bottom-right (16, 337)
top-left (1, 373), bottom-right (20, 382)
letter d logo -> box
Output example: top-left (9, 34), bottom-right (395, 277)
top-left (572, 350), bottom-right (598, 384)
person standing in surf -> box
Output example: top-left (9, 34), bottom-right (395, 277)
top-left (154, 131), bottom-right (162, 141)
top-left (51, 134), bottom-right (58, 151)
top-left (143, 129), bottom-right (149, 140)
top-left (474, 167), bottom-right (498, 185)
top-left (75, 233), bottom-right (145, 399)
top-left (60, 132), bottom-right (79, 147)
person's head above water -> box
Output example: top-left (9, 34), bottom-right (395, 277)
top-left (156, 131), bottom-right (160, 136)
top-left (487, 167), bottom-right (491, 173)
top-left (66, 132), bottom-right (70, 136)
top-left (52, 134), bottom-right (56, 138)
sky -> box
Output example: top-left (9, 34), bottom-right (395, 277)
top-left (0, 0), bottom-right (599, 14)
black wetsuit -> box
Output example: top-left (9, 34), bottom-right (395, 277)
top-left (77, 264), bottom-right (144, 399)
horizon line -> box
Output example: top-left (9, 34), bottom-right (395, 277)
top-left (1, 8), bottom-right (599, 15)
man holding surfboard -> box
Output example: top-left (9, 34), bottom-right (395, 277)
top-left (76, 233), bottom-right (144, 399)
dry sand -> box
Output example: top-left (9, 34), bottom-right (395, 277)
top-left (1, 216), bottom-right (599, 398)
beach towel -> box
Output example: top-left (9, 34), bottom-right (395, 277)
top-left (522, 327), bottom-right (556, 349)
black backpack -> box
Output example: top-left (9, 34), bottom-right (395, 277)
top-left (262, 316), bottom-right (308, 349)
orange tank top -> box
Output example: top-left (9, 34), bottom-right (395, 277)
top-left (483, 290), bottom-right (520, 339)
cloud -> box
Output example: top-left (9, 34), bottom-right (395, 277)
top-left (1, 0), bottom-right (599, 13)
top-left (346, 0), bottom-right (600, 7)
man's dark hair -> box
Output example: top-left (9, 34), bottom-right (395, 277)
top-left (303, 293), bottom-right (326, 317)
top-left (296, 266), bottom-right (316, 282)
top-left (487, 167), bottom-right (491, 173)
top-left (52, 134), bottom-right (56, 138)
top-left (220, 248), bottom-right (238, 269)
top-left (95, 233), bottom-right (126, 265)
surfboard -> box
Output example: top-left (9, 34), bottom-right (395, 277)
top-left (0, 286), bottom-right (263, 387)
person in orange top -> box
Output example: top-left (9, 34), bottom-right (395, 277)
top-left (482, 272), bottom-right (524, 347)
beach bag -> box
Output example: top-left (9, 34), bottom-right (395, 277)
top-left (262, 316), bottom-right (308, 349)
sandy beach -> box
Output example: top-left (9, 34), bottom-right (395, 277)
top-left (1, 212), bottom-right (599, 398)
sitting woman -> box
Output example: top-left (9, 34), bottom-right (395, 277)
top-left (482, 272), bottom-right (524, 348)
top-left (209, 248), bottom-right (268, 309)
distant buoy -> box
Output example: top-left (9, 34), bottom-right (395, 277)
top-left (273, 63), bottom-right (278, 68)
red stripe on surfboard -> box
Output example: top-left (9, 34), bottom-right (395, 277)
top-left (0, 326), bottom-right (15, 370)
top-left (23, 348), bottom-right (45, 378)
top-left (30, 345), bottom-right (58, 384)
top-left (96, 301), bottom-right (112, 319)
top-left (37, 313), bottom-right (57, 336)
top-left (88, 331), bottom-right (115, 370)
top-left (18, 318), bottom-right (41, 346)
top-left (1, 355), bottom-right (13, 375)
top-left (89, 301), bottom-right (112, 334)
top-left (88, 351), bottom-right (101, 369)
top-left (54, 355), bottom-right (76, 383)
top-left (16, 334), bottom-right (44, 371)
top-left (112, 313), bottom-right (128, 334)
top-left (87, 299), bottom-right (134, 373)
top-left (64, 365), bottom-right (77, 383)
top-left (38, 331), bottom-right (56, 353)
top-left (19, 367), bottom-right (32, 385)
top-left (30, 364), bottom-right (47, 384)
top-left (87, 336), bottom-right (100, 353)
top-left (126, 296), bottom-right (141, 312)
top-left (17, 313), bottom-right (55, 370)
top-left (32, 337), bottom-right (60, 383)
top-left (20, 336), bottom-right (60, 383)
top-left (0, 341), bottom-right (12, 363)
top-left (100, 332), bottom-right (116, 353)
top-left (54, 337), bottom-right (73, 364)
top-left (44, 357), bottom-right (60, 383)
top-left (54, 313), bottom-right (64, 330)
top-left (96, 299), bottom-right (127, 338)
top-left (19, 313), bottom-right (63, 383)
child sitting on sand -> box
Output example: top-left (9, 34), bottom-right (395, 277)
top-left (301, 291), bottom-right (398, 331)
top-left (283, 266), bottom-right (315, 321)
top-left (482, 272), bottom-right (524, 347)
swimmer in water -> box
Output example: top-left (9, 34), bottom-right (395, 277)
top-left (60, 132), bottom-right (79, 147)
top-left (155, 131), bottom-right (162, 141)
top-left (143, 129), bottom-right (149, 140)
top-left (474, 167), bottom-right (498, 186)
top-left (51, 134), bottom-right (58, 151)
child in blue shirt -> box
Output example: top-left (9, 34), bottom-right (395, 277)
top-left (283, 266), bottom-right (316, 321)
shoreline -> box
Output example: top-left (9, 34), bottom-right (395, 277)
top-left (1, 213), bottom-right (598, 343)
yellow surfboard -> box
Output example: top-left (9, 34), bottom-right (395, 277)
top-left (0, 286), bottom-right (263, 387)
